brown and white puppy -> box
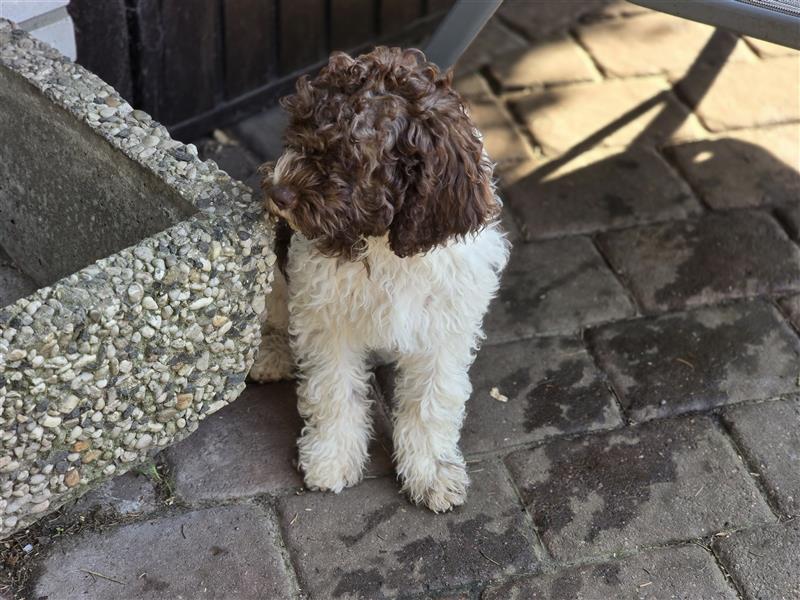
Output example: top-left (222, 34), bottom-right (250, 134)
top-left (250, 47), bottom-right (510, 512)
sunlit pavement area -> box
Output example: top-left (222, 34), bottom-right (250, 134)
top-left (4, 2), bottom-right (800, 598)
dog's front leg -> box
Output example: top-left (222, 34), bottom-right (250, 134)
top-left (392, 348), bottom-right (472, 512)
top-left (295, 334), bottom-right (373, 493)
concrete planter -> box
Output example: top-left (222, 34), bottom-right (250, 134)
top-left (0, 20), bottom-right (276, 537)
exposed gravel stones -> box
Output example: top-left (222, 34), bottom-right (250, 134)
top-left (0, 20), bottom-right (276, 538)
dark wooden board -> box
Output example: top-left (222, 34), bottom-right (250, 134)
top-left (130, 0), bottom-right (162, 118)
top-left (157, 0), bottom-right (224, 124)
top-left (330, 0), bottom-right (376, 52)
top-left (380, 0), bottom-right (423, 36)
top-left (278, 0), bottom-right (327, 74)
top-left (67, 0), bottom-right (133, 101)
top-left (427, 0), bottom-right (456, 14)
top-left (223, 0), bottom-right (277, 98)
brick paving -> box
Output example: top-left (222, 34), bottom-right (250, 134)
top-left (505, 417), bottom-right (773, 561)
top-left (576, 12), bottom-right (756, 78)
top-left (511, 76), bottom-right (706, 154)
top-left (483, 545), bottom-right (737, 599)
top-left (32, 505), bottom-right (297, 599)
top-left (666, 123), bottom-right (800, 210)
top-left (597, 211), bottom-right (800, 312)
top-left (484, 236), bottom-right (635, 340)
top-left (505, 146), bottom-right (703, 238)
top-left (6, 2), bottom-right (800, 599)
top-left (714, 520), bottom-right (800, 600)
top-left (591, 301), bottom-right (800, 421)
top-left (723, 397), bottom-right (800, 517)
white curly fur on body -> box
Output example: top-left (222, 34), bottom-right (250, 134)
top-left (251, 221), bottom-right (509, 511)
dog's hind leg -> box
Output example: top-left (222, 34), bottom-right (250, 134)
top-left (249, 268), bottom-right (295, 382)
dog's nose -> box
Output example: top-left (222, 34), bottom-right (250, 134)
top-left (269, 185), bottom-right (297, 210)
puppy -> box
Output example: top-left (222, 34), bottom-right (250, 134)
top-left (250, 47), bottom-right (510, 512)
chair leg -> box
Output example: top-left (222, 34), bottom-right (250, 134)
top-left (424, 0), bottom-right (504, 70)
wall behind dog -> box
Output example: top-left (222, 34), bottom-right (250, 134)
top-left (62, 0), bottom-right (455, 141)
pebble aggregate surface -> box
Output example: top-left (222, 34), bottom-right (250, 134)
top-left (0, 19), bottom-right (276, 538)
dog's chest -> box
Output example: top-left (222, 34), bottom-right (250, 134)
top-left (288, 238), bottom-right (450, 348)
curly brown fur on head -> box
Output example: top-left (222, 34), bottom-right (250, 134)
top-left (263, 46), bottom-right (499, 259)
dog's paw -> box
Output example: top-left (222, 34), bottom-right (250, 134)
top-left (298, 432), bottom-right (366, 493)
top-left (248, 329), bottom-right (294, 382)
top-left (403, 458), bottom-right (469, 513)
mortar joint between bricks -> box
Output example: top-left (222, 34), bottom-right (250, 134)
top-left (588, 234), bottom-right (645, 315)
top-left (476, 64), bottom-right (504, 98)
top-left (659, 143), bottom-right (714, 213)
top-left (499, 97), bottom-right (549, 165)
top-left (580, 327), bottom-right (634, 426)
top-left (567, 28), bottom-right (607, 81)
top-left (771, 206), bottom-right (800, 248)
top-left (707, 538), bottom-right (750, 600)
top-left (771, 296), bottom-right (800, 340)
top-left (713, 413), bottom-right (786, 521)
top-left (257, 500), bottom-right (305, 599)
top-left (497, 456), bottom-right (553, 567)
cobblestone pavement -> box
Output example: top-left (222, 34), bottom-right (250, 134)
top-left (4, 2), bottom-right (800, 599)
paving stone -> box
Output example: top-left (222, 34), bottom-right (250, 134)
top-left (779, 294), bottom-right (800, 329)
top-left (745, 36), bottom-right (800, 58)
top-left (577, 12), bottom-right (754, 78)
top-left (591, 301), bottom-right (800, 421)
top-left (506, 416), bottom-right (773, 561)
top-left (506, 146), bottom-right (702, 239)
top-left (164, 382), bottom-right (394, 503)
top-left (455, 18), bottom-right (528, 75)
top-left (484, 236), bottom-right (635, 342)
top-left (232, 105), bottom-right (288, 161)
top-left (278, 462), bottom-right (541, 599)
top-left (678, 56), bottom-right (800, 132)
top-left (31, 504), bottom-right (296, 599)
top-left (497, 0), bottom-right (610, 40)
top-left (376, 337), bottom-right (621, 456)
top-left (667, 124), bottom-right (800, 209)
top-left (482, 545), bottom-right (737, 599)
top-left (723, 397), bottom-right (800, 517)
top-left (67, 471), bottom-right (158, 516)
top-left (196, 134), bottom-right (263, 192)
top-left (466, 97), bottom-right (537, 185)
top-left (0, 264), bottom-right (37, 307)
top-left (715, 520), bottom-right (800, 600)
top-left (598, 211), bottom-right (800, 313)
top-left (463, 337), bottom-right (621, 454)
top-left (587, 0), bottom-right (650, 20)
top-left (499, 207), bottom-right (522, 245)
top-left (453, 71), bottom-right (493, 100)
top-left (489, 35), bottom-right (599, 89)
top-left (512, 77), bottom-right (705, 155)
top-left (777, 202), bottom-right (800, 240)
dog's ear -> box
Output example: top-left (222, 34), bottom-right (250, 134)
top-left (388, 81), bottom-right (498, 258)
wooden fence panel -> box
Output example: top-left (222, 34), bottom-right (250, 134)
top-left (428, 0), bottom-right (456, 14)
top-left (131, 0), bottom-right (163, 119)
top-left (223, 0), bottom-right (277, 98)
top-left (278, 0), bottom-right (327, 74)
top-left (157, 0), bottom-right (223, 125)
top-left (72, 0), bottom-right (441, 134)
top-left (67, 0), bottom-right (133, 101)
top-left (380, 0), bottom-right (423, 36)
top-left (330, 0), bottom-right (376, 52)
